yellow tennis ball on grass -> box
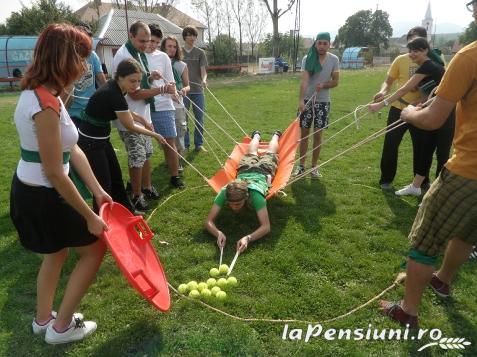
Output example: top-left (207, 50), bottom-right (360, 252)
top-left (201, 288), bottom-right (212, 298)
top-left (219, 264), bottom-right (229, 274)
top-left (206, 278), bottom-right (217, 288)
top-left (210, 268), bottom-right (220, 277)
top-left (187, 281), bottom-right (198, 291)
top-left (189, 290), bottom-right (200, 299)
top-left (178, 284), bottom-right (188, 294)
top-left (226, 276), bottom-right (238, 287)
top-left (216, 291), bottom-right (227, 300)
top-left (211, 286), bottom-right (221, 296)
top-left (197, 282), bottom-right (208, 292)
top-left (217, 278), bottom-right (227, 289)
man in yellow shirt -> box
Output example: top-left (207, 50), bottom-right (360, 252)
top-left (373, 26), bottom-right (428, 190)
top-left (379, 1), bottom-right (477, 328)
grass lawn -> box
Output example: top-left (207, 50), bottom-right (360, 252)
top-left (0, 69), bottom-right (475, 356)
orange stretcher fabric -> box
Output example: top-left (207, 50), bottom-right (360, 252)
top-left (207, 119), bottom-right (300, 199)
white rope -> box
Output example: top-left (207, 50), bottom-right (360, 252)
top-left (190, 81), bottom-right (248, 137)
top-left (184, 109), bottom-right (224, 168)
top-left (184, 93), bottom-right (240, 144)
top-left (285, 119), bottom-right (407, 187)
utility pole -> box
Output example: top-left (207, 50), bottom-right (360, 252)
top-left (292, 0), bottom-right (301, 72)
top-left (125, 0), bottom-right (129, 33)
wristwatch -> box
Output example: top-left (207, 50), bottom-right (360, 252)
top-left (383, 99), bottom-right (390, 106)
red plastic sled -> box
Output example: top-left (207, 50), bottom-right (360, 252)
top-left (99, 202), bottom-right (170, 312)
top-left (208, 119), bottom-right (300, 199)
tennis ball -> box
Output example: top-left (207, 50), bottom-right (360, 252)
top-left (211, 286), bottom-right (221, 296)
top-left (187, 281), bottom-right (198, 291)
top-left (226, 276), bottom-right (238, 287)
top-left (217, 277), bottom-right (227, 289)
top-left (201, 288), bottom-right (212, 298)
top-left (210, 268), bottom-right (220, 277)
top-left (206, 278), bottom-right (217, 288)
top-left (197, 282), bottom-right (208, 292)
top-left (216, 291), bottom-right (227, 300)
top-left (219, 264), bottom-right (229, 274)
top-left (178, 283), bottom-right (188, 294)
top-left (189, 289), bottom-right (200, 299)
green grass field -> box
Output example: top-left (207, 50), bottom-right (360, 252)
top-left (0, 69), bottom-right (475, 356)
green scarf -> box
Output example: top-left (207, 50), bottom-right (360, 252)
top-left (171, 59), bottom-right (183, 90)
top-left (305, 32), bottom-right (331, 75)
top-left (125, 40), bottom-right (155, 110)
top-left (429, 48), bottom-right (445, 66)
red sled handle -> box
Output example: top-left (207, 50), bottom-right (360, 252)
top-left (131, 269), bottom-right (158, 298)
top-left (127, 216), bottom-right (154, 244)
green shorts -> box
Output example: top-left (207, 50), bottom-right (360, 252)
top-left (237, 153), bottom-right (278, 177)
top-left (409, 168), bottom-right (477, 256)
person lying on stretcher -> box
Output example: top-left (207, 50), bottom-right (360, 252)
top-left (204, 130), bottom-right (281, 253)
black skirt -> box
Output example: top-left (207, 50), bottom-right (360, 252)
top-left (10, 173), bottom-right (98, 254)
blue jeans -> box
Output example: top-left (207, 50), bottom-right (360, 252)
top-left (183, 93), bottom-right (205, 149)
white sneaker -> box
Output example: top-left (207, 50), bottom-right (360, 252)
top-left (32, 311), bottom-right (84, 334)
top-left (395, 184), bottom-right (421, 197)
top-left (293, 165), bottom-right (305, 176)
top-left (310, 167), bottom-right (322, 179)
top-left (45, 316), bottom-right (96, 344)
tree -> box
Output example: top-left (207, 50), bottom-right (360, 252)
top-left (192, 0), bottom-right (215, 45)
top-left (459, 20), bottom-right (477, 45)
top-left (211, 34), bottom-right (237, 65)
top-left (261, 0), bottom-right (297, 57)
top-left (334, 9), bottom-right (392, 53)
top-left (259, 31), bottom-right (305, 61)
top-left (5, 0), bottom-right (79, 35)
top-left (231, 0), bottom-right (246, 58)
top-left (244, 0), bottom-right (267, 58)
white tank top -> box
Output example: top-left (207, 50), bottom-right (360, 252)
top-left (14, 89), bottom-right (79, 187)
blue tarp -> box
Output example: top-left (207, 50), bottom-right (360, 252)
top-left (340, 47), bottom-right (366, 69)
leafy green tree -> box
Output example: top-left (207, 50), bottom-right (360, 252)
top-left (261, 0), bottom-right (297, 57)
top-left (5, 0), bottom-right (79, 35)
top-left (211, 34), bottom-right (237, 65)
top-left (334, 9), bottom-right (392, 53)
top-left (258, 32), bottom-right (306, 62)
top-left (459, 21), bottom-right (477, 45)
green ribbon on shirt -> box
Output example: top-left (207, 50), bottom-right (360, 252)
top-left (79, 111), bottom-right (109, 128)
top-left (171, 59), bottom-right (183, 90)
top-left (125, 40), bottom-right (156, 111)
top-left (20, 148), bottom-right (91, 200)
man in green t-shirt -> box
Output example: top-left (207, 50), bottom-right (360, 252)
top-left (204, 130), bottom-right (281, 253)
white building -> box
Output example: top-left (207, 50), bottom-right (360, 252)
top-left (421, 1), bottom-right (433, 43)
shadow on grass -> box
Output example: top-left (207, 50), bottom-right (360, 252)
top-left (289, 178), bottom-right (336, 234)
top-left (382, 190), bottom-right (417, 236)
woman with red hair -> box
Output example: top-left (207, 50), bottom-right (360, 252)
top-left (10, 23), bottom-right (111, 344)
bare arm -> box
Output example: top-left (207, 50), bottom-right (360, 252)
top-left (298, 70), bottom-right (311, 111)
top-left (200, 66), bottom-right (207, 87)
top-left (95, 72), bottom-right (107, 87)
top-left (368, 74), bottom-right (427, 113)
top-left (180, 66), bottom-right (191, 96)
top-left (373, 75), bottom-right (395, 102)
top-left (236, 207), bottom-right (271, 253)
top-left (116, 111), bottom-right (165, 144)
top-left (317, 70), bottom-right (339, 91)
top-left (204, 204), bottom-right (227, 248)
top-left (35, 109), bottom-right (107, 235)
top-left (400, 96), bottom-right (455, 130)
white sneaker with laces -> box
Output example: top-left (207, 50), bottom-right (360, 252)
top-left (293, 165), bottom-right (305, 176)
top-left (310, 167), bottom-right (322, 179)
top-left (45, 316), bottom-right (96, 344)
top-left (395, 184), bottom-right (421, 197)
top-left (32, 311), bottom-right (84, 334)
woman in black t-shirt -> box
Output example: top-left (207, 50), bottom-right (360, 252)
top-left (78, 58), bottom-right (170, 213)
top-left (369, 37), bottom-right (454, 197)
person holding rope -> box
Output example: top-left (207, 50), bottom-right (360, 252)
top-left (10, 23), bottom-right (110, 344)
top-left (162, 35), bottom-right (191, 172)
top-left (205, 130), bottom-right (282, 253)
top-left (369, 37), bottom-right (454, 197)
top-left (294, 32), bottom-right (340, 179)
top-left (379, 0), bottom-right (477, 327)
top-left (78, 58), bottom-right (170, 214)
top-left (112, 21), bottom-right (164, 211)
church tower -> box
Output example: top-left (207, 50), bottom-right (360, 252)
top-left (422, 1), bottom-right (433, 43)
